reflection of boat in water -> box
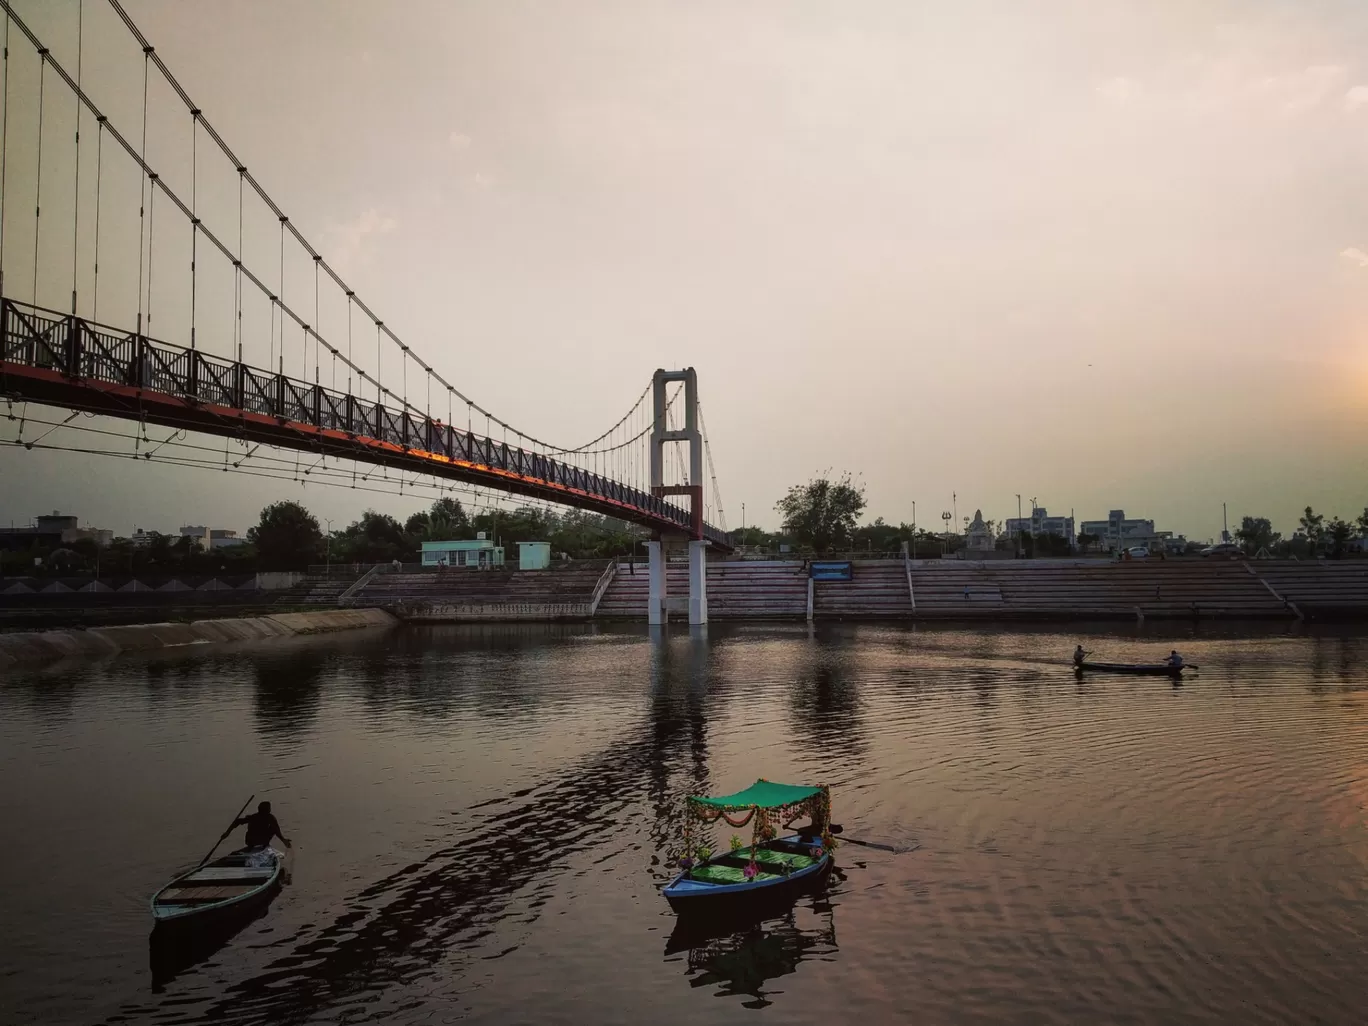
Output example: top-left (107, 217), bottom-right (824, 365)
top-left (147, 847), bottom-right (286, 987)
top-left (663, 780), bottom-right (836, 914)
top-left (664, 890), bottom-right (840, 1009)
top-left (148, 897), bottom-right (276, 988)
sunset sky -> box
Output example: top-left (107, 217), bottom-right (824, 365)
top-left (1, 0), bottom-right (1365, 540)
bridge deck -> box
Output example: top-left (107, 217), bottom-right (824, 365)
top-left (1, 297), bottom-right (729, 547)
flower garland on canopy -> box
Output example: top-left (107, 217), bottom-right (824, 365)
top-left (679, 785), bottom-right (836, 871)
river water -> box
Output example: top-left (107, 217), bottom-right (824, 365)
top-left (1, 623), bottom-right (1365, 1025)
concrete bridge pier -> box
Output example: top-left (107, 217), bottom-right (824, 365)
top-left (648, 366), bottom-right (710, 627)
top-left (688, 539), bottom-right (709, 625)
top-left (647, 540), bottom-right (666, 626)
top-left (646, 537), bottom-right (709, 626)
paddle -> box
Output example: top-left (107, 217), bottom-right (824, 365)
top-left (197, 793), bottom-right (254, 869)
top-left (828, 824), bottom-right (911, 854)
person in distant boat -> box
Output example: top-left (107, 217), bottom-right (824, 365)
top-left (1165, 650), bottom-right (1184, 669)
top-left (228, 801), bottom-right (292, 850)
top-left (1073, 645), bottom-right (1090, 667)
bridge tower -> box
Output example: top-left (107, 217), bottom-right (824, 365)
top-left (647, 368), bottom-right (707, 626)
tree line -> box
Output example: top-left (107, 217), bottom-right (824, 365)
top-left (2, 498), bottom-right (650, 576)
top-left (1232, 507), bottom-right (1368, 559)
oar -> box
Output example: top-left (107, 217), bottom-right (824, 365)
top-left (197, 793), bottom-right (254, 869)
top-left (829, 824), bottom-right (911, 854)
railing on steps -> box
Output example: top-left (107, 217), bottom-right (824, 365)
top-left (589, 560), bottom-right (618, 617)
top-left (338, 564), bottom-right (386, 606)
top-left (1244, 562), bottom-right (1303, 619)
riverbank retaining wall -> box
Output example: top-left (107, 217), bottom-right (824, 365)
top-left (595, 559), bottom-right (1368, 622)
top-left (0, 608), bottom-right (396, 670)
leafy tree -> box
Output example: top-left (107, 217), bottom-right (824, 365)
top-left (1077, 531), bottom-right (1100, 554)
top-left (406, 497), bottom-right (471, 540)
top-left (1234, 516), bottom-right (1280, 555)
top-left (248, 500), bottom-right (323, 570)
top-left (1299, 506), bottom-right (1325, 545)
top-left (851, 516), bottom-right (904, 553)
top-left (335, 510), bottom-right (413, 564)
top-left (775, 474), bottom-right (866, 553)
top-left (1357, 507), bottom-right (1368, 538)
top-left (1327, 517), bottom-right (1353, 558)
top-left (1034, 531), bottom-right (1073, 557)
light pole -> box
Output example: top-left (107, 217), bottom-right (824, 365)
top-left (911, 500), bottom-right (916, 558)
top-left (324, 518), bottom-right (333, 574)
top-left (941, 511), bottom-right (952, 556)
top-left (1016, 494), bottom-right (1023, 557)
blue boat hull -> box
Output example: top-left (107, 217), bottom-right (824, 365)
top-left (663, 836), bottom-right (832, 914)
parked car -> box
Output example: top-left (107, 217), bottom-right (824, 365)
top-left (1201, 542), bottom-right (1245, 559)
top-left (1124, 546), bottom-right (1150, 559)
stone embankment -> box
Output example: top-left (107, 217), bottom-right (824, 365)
top-left (345, 562), bottom-right (615, 622)
top-left (595, 558), bottom-right (1368, 622)
top-left (0, 608), bottom-right (396, 670)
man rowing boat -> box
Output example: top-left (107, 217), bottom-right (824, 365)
top-left (1073, 645), bottom-right (1091, 667)
top-left (227, 801), bottom-right (293, 850)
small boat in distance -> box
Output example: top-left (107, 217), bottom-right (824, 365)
top-left (151, 847), bottom-right (283, 926)
top-left (1075, 661), bottom-right (1185, 677)
top-left (663, 779), bottom-right (834, 914)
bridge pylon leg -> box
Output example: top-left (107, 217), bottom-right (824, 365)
top-left (688, 540), bottom-right (708, 625)
top-left (647, 540), bottom-right (666, 625)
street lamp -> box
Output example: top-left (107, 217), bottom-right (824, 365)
top-left (324, 518), bottom-right (333, 574)
top-left (941, 511), bottom-right (952, 556)
top-left (1015, 494), bottom-right (1023, 557)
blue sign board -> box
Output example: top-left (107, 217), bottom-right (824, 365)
top-left (809, 561), bottom-right (853, 581)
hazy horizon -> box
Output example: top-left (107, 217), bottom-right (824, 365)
top-left (2, 0), bottom-right (1365, 542)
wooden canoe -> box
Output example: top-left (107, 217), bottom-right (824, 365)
top-left (151, 847), bottom-right (282, 925)
top-left (1076, 661), bottom-right (1184, 676)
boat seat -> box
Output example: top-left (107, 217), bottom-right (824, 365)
top-left (182, 866), bottom-right (275, 882)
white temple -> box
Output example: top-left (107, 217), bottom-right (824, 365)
top-left (965, 509), bottom-right (995, 552)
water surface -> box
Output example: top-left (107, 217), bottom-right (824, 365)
top-left (1, 623), bottom-right (1365, 1024)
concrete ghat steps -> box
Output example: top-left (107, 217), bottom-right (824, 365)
top-left (1246, 561), bottom-right (1368, 616)
top-left (596, 561), bottom-right (806, 618)
top-left (597, 558), bottom-right (1343, 621)
top-left (350, 563), bottom-right (611, 620)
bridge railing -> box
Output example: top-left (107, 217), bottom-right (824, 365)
top-left (2, 296), bottom-right (730, 547)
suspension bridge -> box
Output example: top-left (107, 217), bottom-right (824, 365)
top-left (0, 1), bottom-right (729, 623)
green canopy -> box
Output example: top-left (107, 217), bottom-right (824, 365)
top-left (690, 779), bottom-right (824, 812)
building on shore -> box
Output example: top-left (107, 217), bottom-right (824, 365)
top-left (1080, 509), bottom-right (1178, 553)
top-left (180, 525), bottom-right (210, 550)
top-left (421, 534), bottom-right (505, 569)
top-left (1003, 507), bottom-right (1075, 545)
top-left (0, 512), bottom-right (113, 550)
top-left (130, 527), bottom-right (161, 548)
top-left (210, 529), bottom-right (246, 550)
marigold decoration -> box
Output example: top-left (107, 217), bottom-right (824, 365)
top-left (678, 780), bottom-right (834, 877)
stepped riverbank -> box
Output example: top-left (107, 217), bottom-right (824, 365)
top-left (0, 608), bottom-right (396, 670)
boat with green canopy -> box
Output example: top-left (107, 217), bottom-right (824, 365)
top-left (663, 779), bottom-right (836, 913)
